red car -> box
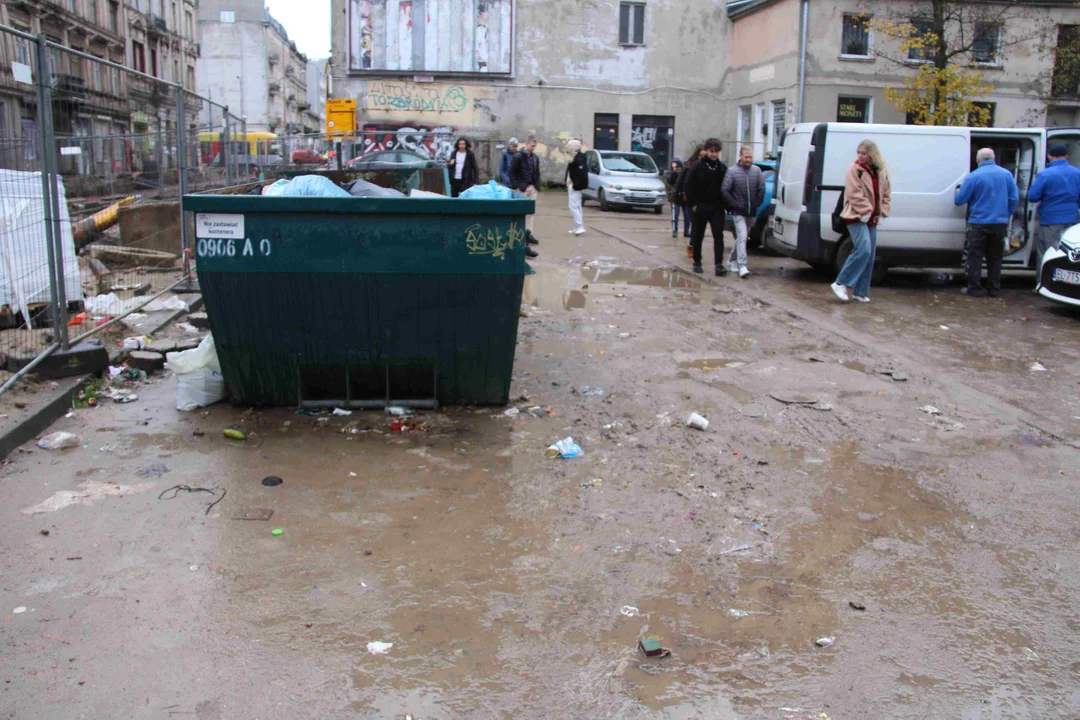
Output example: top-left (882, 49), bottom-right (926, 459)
top-left (292, 148), bottom-right (327, 164)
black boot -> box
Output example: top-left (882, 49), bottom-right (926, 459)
top-left (525, 229), bottom-right (539, 246)
top-left (693, 263), bottom-right (703, 274)
top-left (715, 264), bottom-right (727, 277)
top-left (525, 246), bottom-right (539, 258)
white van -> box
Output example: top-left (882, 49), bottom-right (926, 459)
top-left (768, 122), bottom-right (1080, 283)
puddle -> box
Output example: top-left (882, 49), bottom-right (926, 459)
top-left (678, 358), bottom-right (740, 371)
top-left (838, 360), bottom-right (870, 373)
top-left (712, 381), bottom-right (754, 405)
top-left (524, 264), bottom-right (710, 311)
top-left (586, 265), bottom-right (699, 289)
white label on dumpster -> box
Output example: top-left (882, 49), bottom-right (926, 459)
top-left (196, 213), bottom-right (245, 239)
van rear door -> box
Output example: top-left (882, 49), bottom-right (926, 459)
top-left (770, 124), bottom-right (818, 255)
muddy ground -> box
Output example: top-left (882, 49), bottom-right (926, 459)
top-left (1, 193), bottom-right (1078, 719)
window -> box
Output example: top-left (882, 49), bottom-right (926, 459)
top-left (972, 23), bottom-right (1000, 64)
top-left (841, 14), bottom-right (871, 57)
top-left (172, 1), bottom-right (177, 30)
top-left (594, 113), bottom-right (619, 151)
top-left (67, 0), bottom-right (76, 12)
top-left (220, 10), bottom-right (235, 23)
top-left (631, 115), bottom-right (674, 168)
top-left (92, 60), bottom-right (103, 91)
top-left (908, 18), bottom-right (935, 62)
top-left (619, 2), bottom-right (645, 46)
top-left (173, 58), bottom-right (179, 83)
top-left (1053, 25), bottom-right (1080, 98)
top-left (109, 66), bottom-right (120, 94)
top-left (837, 96), bottom-right (872, 123)
top-left (969, 102), bottom-right (995, 128)
top-left (88, 0), bottom-right (97, 23)
top-left (109, 1), bottom-right (119, 32)
top-left (185, 11), bottom-right (193, 39)
top-left (770, 100), bottom-right (786, 154)
top-left (587, 151), bottom-right (601, 175)
top-left (187, 65), bottom-right (195, 89)
top-left (150, 47), bottom-right (158, 77)
top-left (132, 41), bottom-right (145, 72)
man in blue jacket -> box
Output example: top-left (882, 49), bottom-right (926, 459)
top-left (1028, 143), bottom-right (1080, 274)
top-left (955, 147), bottom-right (1019, 297)
top-left (498, 137), bottom-right (519, 186)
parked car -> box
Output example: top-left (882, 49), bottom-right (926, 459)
top-left (723, 159), bottom-right (776, 247)
top-left (1037, 224), bottom-right (1080, 309)
top-left (346, 150), bottom-right (435, 170)
top-left (581, 150), bottom-right (665, 214)
top-left (768, 122), bottom-right (1080, 284)
top-left (292, 148), bottom-right (327, 164)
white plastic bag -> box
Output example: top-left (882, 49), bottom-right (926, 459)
top-left (166, 334), bottom-right (226, 411)
top-left (37, 431), bottom-right (82, 450)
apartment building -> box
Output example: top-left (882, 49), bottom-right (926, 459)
top-left (0, 0), bottom-right (199, 170)
top-left (306, 58), bottom-right (328, 134)
top-left (196, 0), bottom-right (314, 134)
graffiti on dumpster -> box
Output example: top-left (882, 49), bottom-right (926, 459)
top-left (464, 223), bottom-right (525, 259)
top-left (360, 123), bottom-right (457, 163)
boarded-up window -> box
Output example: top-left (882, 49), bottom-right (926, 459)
top-left (349, 0), bottom-right (513, 74)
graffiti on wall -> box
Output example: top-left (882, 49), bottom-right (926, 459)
top-left (363, 82), bottom-right (469, 113)
top-left (360, 123), bottom-right (457, 163)
top-left (348, 0), bottom-right (512, 74)
top-left (631, 126), bottom-right (657, 150)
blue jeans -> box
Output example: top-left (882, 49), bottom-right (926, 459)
top-left (836, 222), bottom-right (877, 297)
top-left (671, 203), bottom-right (691, 235)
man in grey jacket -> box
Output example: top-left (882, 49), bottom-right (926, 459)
top-left (721, 146), bottom-right (765, 278)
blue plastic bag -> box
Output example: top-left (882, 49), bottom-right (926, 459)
top-left (459, 180), bottom-right (514, 200)
top-left (278, 175), bottom-right (352, 198)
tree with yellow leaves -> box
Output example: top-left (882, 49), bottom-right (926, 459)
top-left (860, 1), bottom-right (1046, 127)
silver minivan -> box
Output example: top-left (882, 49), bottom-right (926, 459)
top-left (582, 150), bottom-right (665, 213)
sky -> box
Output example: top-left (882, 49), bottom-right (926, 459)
top-left (264, 0), bottom-right (332, 59)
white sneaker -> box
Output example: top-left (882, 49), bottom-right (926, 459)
top-left (728, 262), bottom-right (738, 274)
top-left (853, 295), bottom-right (870, 303)
top-left (574, 227), bottom-right (586, 235)
top-left (830, 282), bottom-right (850, 302)
top-left (738, 266), bottom-right (750, 278)
top-left (567, 229), bottom-right (576, 234)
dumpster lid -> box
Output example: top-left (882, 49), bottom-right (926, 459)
top-left (183, 195), bottom-right (535, 216)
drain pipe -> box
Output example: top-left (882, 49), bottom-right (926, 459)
top-left (798, 0), bottom-right (809, 123)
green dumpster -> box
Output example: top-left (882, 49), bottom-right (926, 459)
top-left (181, 195), bottom-right (535, 408)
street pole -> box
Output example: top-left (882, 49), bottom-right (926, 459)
top-left (35, 34), bottom-right (68, 348)
top-left (176, 86), bottom-right (191, 284)
top-left (223, 108), bottom-right (233, 186)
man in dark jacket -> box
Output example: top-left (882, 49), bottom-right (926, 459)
top-left (721, 146), bottom-right (765, 278)
top-left (684, 138), bottom-right (728, 275)
top-left (498, 137), bottom-right (519, 186)
top-left (510, 136), bottom-right (541, 234)
top-left (565, 139), bottom-right (588, 235)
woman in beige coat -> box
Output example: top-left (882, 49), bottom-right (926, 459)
top-left (831, 139), bottom-right (892, 302)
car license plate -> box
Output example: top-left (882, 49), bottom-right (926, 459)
top-left (629, 193), bottom-right (651, 200)
top-left (1053, 267), bottom-right (1080, 285)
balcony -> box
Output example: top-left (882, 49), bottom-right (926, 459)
top-left (148, 13), bottom-right (168, 35)
top-left (285, 65), bottom-right (295, 76)
top-left (51, 74), bottom-right (87, 101)
top-left (268, 82), bottom-right (280, 94)
top-left (268, 52), bottom-right (279, 65)
top-left (297, 102), bottom-right (310, 111)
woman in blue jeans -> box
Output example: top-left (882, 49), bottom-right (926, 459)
top-left (831, 140), bottom-right (892, 303)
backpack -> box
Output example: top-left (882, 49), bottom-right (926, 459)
top-left (831, 169), bottom-right (863, 234)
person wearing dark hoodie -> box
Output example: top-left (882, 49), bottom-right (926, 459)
top-left (447, 137), bottom-right (479, 197)
top-left (665, 159), bottom-right (690, 239)
top-left (565, 139), bottom-right (588, 235)
top-left (676, 145), bottom-right (703, 258)
top-left (684, 138), bottom-right (728, 275)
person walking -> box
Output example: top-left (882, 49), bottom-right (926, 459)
top-left (665, 159), bottom-right (690, 239)
top-left (447, 137), bottom-right (479, 198)
top-left (830, 139), bottom-right (892, 303)
top-left (498, 137), bottom-right (519, 186)
top-left (684, 138), bottom-right (728, 275)
top-left (954, 147), bottom-right (1019, 298)
top-left (721, 145), bottom-right (765, 278)
top-left (676, 146), bottom-right (702, 259)
top-left (1028, 143), bottom-right (1080, 275)
top-left (510, 135), bottom-right (541, 234)
top-left (565, 139), bottom-right (588, 236)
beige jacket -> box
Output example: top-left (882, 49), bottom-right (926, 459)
top-left (840, 162), bottom-right (892, 222)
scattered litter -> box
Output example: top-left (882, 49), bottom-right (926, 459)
top-left (223, 429), bottom-right (246, 441)
top-left (769, 392), bottom-right (819, 405)
top-left (67, 312), bottom-right (87, 327)
top-left (386, 406), bottom-right (415, 416)
top-left (271, 528), bottom-right (284, 536)
top-left (815, 637), bottom-right (835, 648)
top-left (104, 388), bottom-right (138, 403)
top-left (727, 609), bottom-right (750, 617)
top-left (580, 478), bottom-right (603, 488)
top-left (332, 408), bottom-right (353, 416)
top-left (143, 296), bottom-right (190, 313)
top-left (686, 412), bottom-right (709, 431)
top-left (849, 601), bottom-right (866, 611)
top-left (262, 476), bottom-right (283, 487)
top-left (718, 544), bottom-right (754, 556)
top-left (545, 437), bottom-right (583, 459)
top-left (939, 325), bottom-right (949, 330)
top-left (134, 462), bottom-right (169, 479)
top-left (13, 607), bottom-right (26, 614)
top-left (174, 322), bottom-right (199, 333)
top-left (615, 293), bottom-right (626, 298)
top-left (122, 336), bottom-right (152, 350)
top-left (620, 605), bottom-right (640, 617)
top-left (809, 403), bottom-right (833, 412)
top-left (158, 484), bottom-right (226, 516)
top-left (168, 335), bottom-right (226, 411)
top-left (504, 408), bottom-right (520, 417)
top-left (39, 530), bottom-right (49, 536)
top-left (37, 432), bottom-right (82, 450)
top-left (1029, 362), bottom-right (1047, 372)
top-left (349, 471), bottom-right (358, 477)
top-left (367, 641), bottom-right (393, 655)
top-left (919, 405), bottom-right (941, 415)
top-left (189, 565), bottom-right (199, 571)
top-left (234, 508), bottom-right (274, 521)
top-left (638, 637), bottom-right (671, 658)
top-left (618, 332), bottom-right (632, 339)
top-left (577, 386), bottom-right (605, 397)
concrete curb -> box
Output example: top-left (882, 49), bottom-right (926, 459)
top-left (589, 223), bottom-right (1080, 449)
top-left (0, 295), bottom-right (205, 463)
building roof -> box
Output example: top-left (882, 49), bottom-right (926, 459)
top-left (726, 0), bottom-right (785, 21)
